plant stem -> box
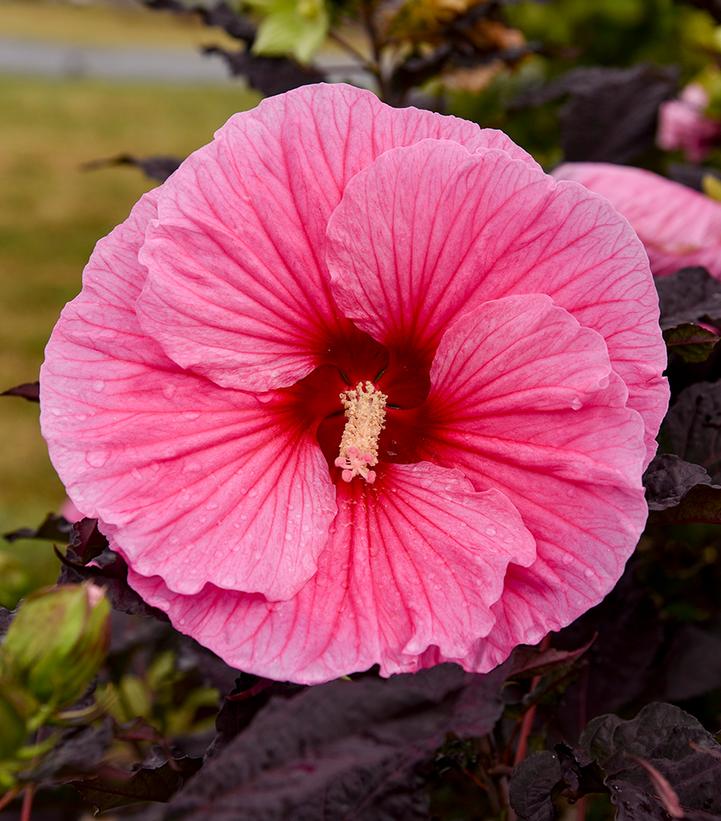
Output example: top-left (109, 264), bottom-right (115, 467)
top-left (328, 31), bottom-right (374, 71)
top-left (0, 787), bottom-right (20, 812)
top-left (513, 635), bottom-right (551, 767)
top-left (20, 785), bottom-right (34, 821)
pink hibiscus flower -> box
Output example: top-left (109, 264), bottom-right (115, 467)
top-left (553, 162), bottom-right (721, 279)
top-left (41, 84), bottom-right (668, 684)
top-left (657, 84), bottom-right (721, 164)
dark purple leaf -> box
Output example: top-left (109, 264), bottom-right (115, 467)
top-left (581, 703), bottom-right (721, 820)
top-left (1, 381), bottom-right (39, 402)
top-left (144, 0), bottom-right (255, 42)
top-left (142, 0), bottom-right (325, 94)
top-left (663, 381), bottom-right (721, 481)
top-left (656, 267), bottom-right (721, 329)
top-left (4, 513), bottom-right (73, 544)
top-left (154, 664), bottom-right (506, 820)
top-left (507, 639), bottom-right (594, 680)
top-left (202, 46), bottom-right (326, 95)
top-left (73, 755), bottom-right (202, 812)
top-left (522, 65), bottom-right (677, 163)
top-left (209, 675), bottom-right (301, 757)
top-left (512, 704), bottom-right (721, 821)
top-left (643, 454), bottom-right (717, 511)
top-left (509, 751), bottom-right (562, 821)
top-left (25, 720), bottom-right (113, 784)
top-left (57, 520), bottom-right (166, 619)
top-left (83, 154), bottom-right (182, 183)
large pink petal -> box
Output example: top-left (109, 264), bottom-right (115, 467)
top-left (137, 83), bottom-right (537, 393)
top-left (126, 461), bottom-right (536, 684)
top-left (327, 139), bottom-right (668, 464)
top-left (416, 294), bottom-right (648, 670)
top-left (40, 194), bottom-right (335, 601)
top-left (553, 162), bottom-right (721, 278)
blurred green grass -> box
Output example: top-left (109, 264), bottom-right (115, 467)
top-left (1, 73), bottom-right (257, 601)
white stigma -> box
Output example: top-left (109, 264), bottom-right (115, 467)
top-left (334, 381), bottom-right (387, 484)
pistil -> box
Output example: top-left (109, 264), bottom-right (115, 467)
top-left (334, 381), bottom-right (387, 484)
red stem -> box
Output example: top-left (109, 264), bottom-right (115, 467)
top-left (513, 634), bottom-right (552, 767)
top-left (0, 787), bottom-right (20, 813)
top-left (20, 785), bottom-right (34, 821)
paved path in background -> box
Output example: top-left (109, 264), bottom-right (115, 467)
top-left (0, 36), bottom-right (233, 83)
top-left (0, 37), bottom-right (358, 85)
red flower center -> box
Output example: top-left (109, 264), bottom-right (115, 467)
top-left (287, 324), bottom-right (432, 480)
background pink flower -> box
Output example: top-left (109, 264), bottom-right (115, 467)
top-left (554, 161), bottom-right (721, 278)
top-left (657, 84), bottom-right (721, 163)
top-left (41, 84), bottom-right (667, 684)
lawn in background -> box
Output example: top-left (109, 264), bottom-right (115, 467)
top-left (1, 72), bottom-right (257, 603)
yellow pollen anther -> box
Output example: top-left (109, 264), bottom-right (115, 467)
top-left (334, 381), bottom-right (387, 484)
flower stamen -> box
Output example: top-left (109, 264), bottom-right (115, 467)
top-left (334, 381), bottom-right (387, 484)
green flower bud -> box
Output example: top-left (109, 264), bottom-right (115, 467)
top-left (0, 583), bottom-right (110, 710)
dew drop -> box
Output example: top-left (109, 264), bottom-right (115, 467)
top-left (86, 450), bottom-right (109, 467)
top-left (92, 380), bottom-right (105, 392)
top-left (562, 553), bottom-right (573, 565)
top-left (162, 383), bottom-right (177, 400)
top-left (570, 397), bottom-right (582, 411)
top-left (485, 525), bottom-right (497, 537)
top-left (182, 410), bottom-right (200, 421)
top-left (131, 467), bottom-right (143, 481)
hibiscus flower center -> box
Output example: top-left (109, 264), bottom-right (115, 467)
top-left (290, 327), bottom-right (431, 483)
top-left (334, 381), bottom-right (388, 484)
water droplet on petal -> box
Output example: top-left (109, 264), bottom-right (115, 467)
top-left (86, 450), bottom-right (109, 467)
top-left (92, 380), bottom-right (105, 392)
top-left (570, 397), bottom-right (582, 411)
top-left (486, 525), bottom-right (497, 537)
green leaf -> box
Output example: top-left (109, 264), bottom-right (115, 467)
top-left (249, 0), bottom-right (329, 64)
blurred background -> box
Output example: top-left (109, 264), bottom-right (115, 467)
top-left (2, 0), bottom-right (721, 604)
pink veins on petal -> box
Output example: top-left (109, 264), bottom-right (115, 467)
top-left (41, 83), bottom-right (668, 684)
top-left (553, 161), bottom-right (721, 280)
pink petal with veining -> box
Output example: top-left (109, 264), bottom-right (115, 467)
top-left (40, 193), bottom-right (336, 601)
top-left (417, 294), bottom-right (648, 670)
top-left (125, 461), bottom-right (536, 684)
top-left (137, 83), bottom-right (537, 393)
top-left (326, 139), bottom-right (668, 465)
top-left (553, 162), bottom-right (721, 278)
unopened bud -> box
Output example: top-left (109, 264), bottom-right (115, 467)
top-left (0, 583), bottom-right (110, 709)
